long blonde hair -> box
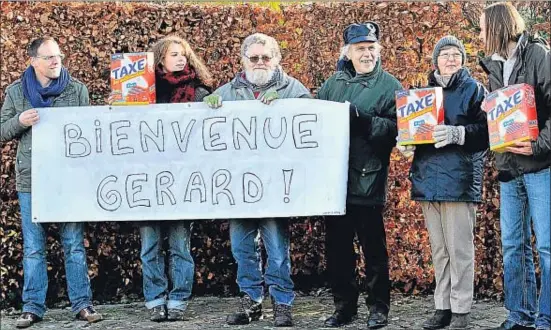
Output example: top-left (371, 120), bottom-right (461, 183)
top-left (483, 2), bottom-right (525, 58)
top-left (150, 35), bottom-right (213, 86)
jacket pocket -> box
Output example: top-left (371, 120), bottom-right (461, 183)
top-left (15, 144), bottom-right (31, 179)
top-left (348, 157), bottom-right (383, 197)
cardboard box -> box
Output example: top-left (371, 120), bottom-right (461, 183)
top-left (396, 87), bottom-right (444, 145)
top-left (481, 83), bottom-right (539, 153)
top-left (110, 52), bottom-right (156, 105)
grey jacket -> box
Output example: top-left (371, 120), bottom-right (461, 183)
top-left (0, 77), bottom-right (90, 192)
top-left (213, 70), bottom-right (311, 101)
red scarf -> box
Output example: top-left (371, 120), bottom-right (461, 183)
top-left (155, 64), bottom-right (198, 103)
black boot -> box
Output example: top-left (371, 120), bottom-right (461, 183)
top-left (423, 309), bottom-right (452, 330)
top-left (367, 306), bottom-right (388, 329)
top-left (449, 313), bottom-right (470, 329)
top-left (226, 294), bottom-right (263, 325)
top-left (324, 309), bottom-right (358, 327)
top-left (273, 303), bottom-right (293, 327)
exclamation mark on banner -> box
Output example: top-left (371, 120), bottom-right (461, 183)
top-left (282, 169), bottom-right (293, 203)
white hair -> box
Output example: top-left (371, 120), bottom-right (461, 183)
top-left (240, 33), bottom-right (282, 64)
top-left (339, 44), bottom-right (350, 60)
top-left (340, 42), bottom-right (382, 60)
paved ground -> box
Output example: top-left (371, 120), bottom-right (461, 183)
top-left (0, 294), bottom-right (506, 330)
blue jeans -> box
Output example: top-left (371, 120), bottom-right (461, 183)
top-left (18, 192), bottom-right (93, 317)
top-left (139, 221), bottom-right (194, 310)
top-left (229, 218), bottom-right (294, 306)
top-left (500, 168), bottom-right (550, 329)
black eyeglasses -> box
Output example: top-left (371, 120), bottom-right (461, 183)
top-left (245, 55), bottom-right (272, 64)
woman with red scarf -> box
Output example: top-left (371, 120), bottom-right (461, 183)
top-left (141, 35), bottom-right (212, 322)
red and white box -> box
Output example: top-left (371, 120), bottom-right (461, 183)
top-left (396, 87), bottom-right (444, 145)
top-left (481, 83), bottom-right (539, 153)
top-left (110, 52), bottom-right (156, 105)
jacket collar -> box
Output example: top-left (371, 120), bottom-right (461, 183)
top-left (479, 31), bottom-right (530, 77)
top-left (428, 67), bottom-right (470, 90)
top-left (336, 59), bottom-right (382, 87)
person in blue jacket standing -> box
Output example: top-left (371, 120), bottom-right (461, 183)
top-left (397, 35), bottom-right (488, 330)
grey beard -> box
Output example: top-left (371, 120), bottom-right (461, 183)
top-left (245, 69), bottom-right (274, 86)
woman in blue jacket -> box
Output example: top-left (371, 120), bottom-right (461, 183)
top-left (398, 36), bottom-right (488, 330)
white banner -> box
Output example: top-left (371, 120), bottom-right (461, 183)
top-left (31, 99), bottom-right (349, 222)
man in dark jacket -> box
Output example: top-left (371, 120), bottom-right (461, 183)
top-left (316, 22), bottom-right (402, 329)
top-left (399, 36), bottom-right (488, 330)
top-left (479, 3), bottom-right (550, 330)
top-left (0, 37), bottom-right (102, 328)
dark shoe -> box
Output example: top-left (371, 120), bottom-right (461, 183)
top-left (367, 308), bottom-right (388, 329)
top-left (488, 321), bottom-right (535, 330)
top-left (449, 313), bottom-right (470, 329)
top-left (149, 305), bottom-right (167, 322)
top-left (423, 309), bottom-right (452, 329)
top-left (273, 303), bottom-right (293, 327)
top-left (16, 312), bottom-right (42, 328)
top-left (226, 294), bottom-right (263, 325)
top-left (167, 308), bottom-right (186, 321)
top-left (76, 306), bottom-right (103, 323)
top-left (324, 309), bottom-right (358, 327)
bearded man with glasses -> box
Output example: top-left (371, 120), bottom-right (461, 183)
top-left (0, 36), bottom-right (102, 328)
top-left (204, 33), bottom-right (311, 327)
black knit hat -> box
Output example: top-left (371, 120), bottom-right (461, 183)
top-left (432, 35), bottom-right (466, 65)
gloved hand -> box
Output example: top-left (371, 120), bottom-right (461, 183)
top-left (397, 145), bottom-right (416, 158)
top-left (204, 94), bottom-right (222, 108)
top-left (432, 125), bottom-right (465, 148)
top-left (349, 103), bottom-right (373, 121)
top-left (349, 103), bottom-right (373, 137)
top-left (259, 89), bottom-right (279, 104)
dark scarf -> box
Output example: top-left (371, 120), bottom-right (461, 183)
top-left (155, 64), bottom-right (200, 103)
top-left (22, 66), bottom-right (70, 108)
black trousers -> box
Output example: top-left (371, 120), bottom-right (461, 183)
top-left (325, 204), bottom-right (390, 314)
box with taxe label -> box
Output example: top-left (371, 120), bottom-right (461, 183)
top-left (396, 87), bottom-right (444, 145)
top-left (481, 83), bottom-right (539, 153)
top-left (110, 52), bottom-right (156, 105)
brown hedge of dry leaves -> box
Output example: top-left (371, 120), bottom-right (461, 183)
top-left (1, 2), bottom-right (549, 308)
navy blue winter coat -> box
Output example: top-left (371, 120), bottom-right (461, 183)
top-left (409, 68), bottom-right (489, 202)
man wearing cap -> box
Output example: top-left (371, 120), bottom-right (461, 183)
top-left (316, 22), bottom-right (402, 329)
